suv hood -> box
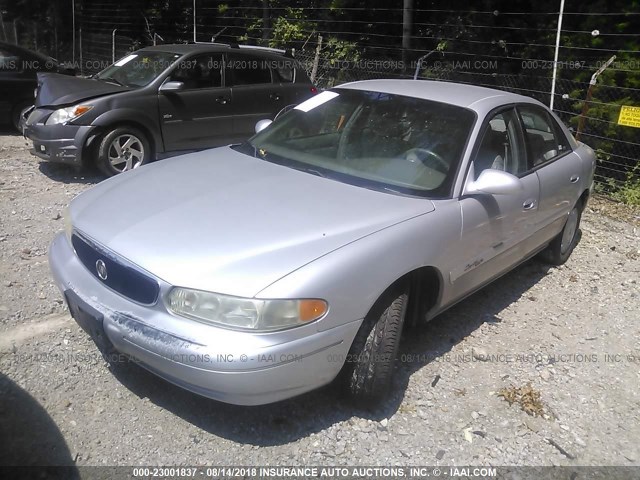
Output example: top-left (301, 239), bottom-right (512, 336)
top-left (36, 72), bottom-right (129, 107)
top-left (71, 147), bottom-right (435, 298)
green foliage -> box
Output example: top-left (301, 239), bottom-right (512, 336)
top-left (269, 8), bottom-right (314, 47)
top-left (323, 37), bottom-right (360, 63)
top-left (610, 165), bottom-right (640, 206)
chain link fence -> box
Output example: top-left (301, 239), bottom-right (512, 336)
top-left (4, 17), bottom-right (638, 201)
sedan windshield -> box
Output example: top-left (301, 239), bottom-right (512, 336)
top-left (94, 51), bottom-right (180, 88)
top-left (244, 89), bottom-right (475, 197)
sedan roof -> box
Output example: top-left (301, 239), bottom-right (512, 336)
top-left (338, 79), bottom-right (541, 113)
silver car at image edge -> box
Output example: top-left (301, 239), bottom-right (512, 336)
top-left (49, 79), bottom-right (596, 406)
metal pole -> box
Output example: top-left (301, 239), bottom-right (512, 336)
top-left (79, 27), bottom-right (83, 76)
top-left (402, 0), bottom-right (413, 68)
top-left (112, 29), bottom-right (117, 63)
top-left (549, 0), bottom-right (565, 111)
top-left (0, 11), bottom-right (7, 42)
top-left (72, 0), bottom-right (75, 65)
top-left (193, 0), bottom-right (196, 42)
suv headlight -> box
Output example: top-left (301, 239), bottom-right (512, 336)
top-left (167, 287), bottom-right (328, 331)
top-left (46, 104), bottom-right (93, 125)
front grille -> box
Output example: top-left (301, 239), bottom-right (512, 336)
top-left (71, 233), bottom-right (159, 305)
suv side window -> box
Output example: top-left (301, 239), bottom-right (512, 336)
top-left (474, 108), bottom-right (526, 179)
top-left (272, 58), bottom-right (296, 83)
top-left (518, 105), bottom-right (571, 167)
top-left (226, 54), bottom-right (272, 86)
top-left (170, 54), bottom-right (223, 90)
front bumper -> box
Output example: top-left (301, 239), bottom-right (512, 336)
top-left (49, 232), bottom-right (360, 405)
top-left (23, 109), bottom-right (96, 166)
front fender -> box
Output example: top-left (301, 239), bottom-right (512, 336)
top-left (256, 200), bottom-right (461, 332)
top-left (91, 108), bottom-right (164, 156)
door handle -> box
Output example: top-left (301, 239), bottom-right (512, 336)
top-left (523, 199), bottom-right (536, 210)
top-left (570, 175), bottom-right (580, 183)
top-left (270, 93), bottom-right (281, 101)
top-left (216, 96), bottom-right (229, 104)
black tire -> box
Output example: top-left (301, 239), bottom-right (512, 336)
top-left (96, 126), bottom-right (151, 177)
top-left (540, 202), bottom-right (582, 265)
top-left (342, 286), bottom-right (408, 405)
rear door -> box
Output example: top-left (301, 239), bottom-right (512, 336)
top-left (158, 53), bottom-right (233, 151)
top-left (517, 105), bottom-right (582, 241)
top-left (226, 52), bottom-right (286, 137)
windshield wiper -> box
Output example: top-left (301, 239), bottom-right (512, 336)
top-left (100, 77), bottom-right (125, 87)
top-left (304, 168), bottom-right (326, 178)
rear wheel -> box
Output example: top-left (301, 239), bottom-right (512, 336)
top-left (342, 286), bottom-right (408, 405)
top-left (540, 203), bottom-right (582, 265)
top-left (97, 126), bottom-right (150, 177)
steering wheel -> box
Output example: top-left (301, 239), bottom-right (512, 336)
top-left (403, 148), bottom-right (449, 173)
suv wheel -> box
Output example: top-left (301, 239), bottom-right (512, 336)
top-left (97, 126), bottom-right (150, 176)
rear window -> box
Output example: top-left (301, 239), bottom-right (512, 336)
top-left (227, 55), bottom-right (272, 85)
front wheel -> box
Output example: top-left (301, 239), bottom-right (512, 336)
top-left (97, 127), bottom-right (150, 177)
top-left (341, 287), bottom-right (408, 405)
top-left (540, 203), bottom-right (582, 265)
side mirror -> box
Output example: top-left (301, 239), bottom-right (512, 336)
top-left (159, 81), bottom-right (184, 93)
top-left (255, 119), bottom-right (272, 133)
top-left (466, 169), bottom-right (523, 195)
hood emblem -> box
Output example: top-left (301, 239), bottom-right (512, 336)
top-left (96, 259), bottom-right (108, 280)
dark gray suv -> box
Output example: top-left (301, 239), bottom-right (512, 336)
top-left (23, 43), bottom-right (316, 176)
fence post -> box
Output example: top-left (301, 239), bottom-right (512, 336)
top-left (79, 27), bottom-right (83, 76)
top-left (0, 11), bottom-right (6, 42)
top-left (112, 29), bottom-right (117, 63)
top-left (310, 34), bottom-right (323, 84)
top-left (576, 55), bottom-right (616, 142)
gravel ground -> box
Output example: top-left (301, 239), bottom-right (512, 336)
top-left (0, 131), bottom-right (639, 468)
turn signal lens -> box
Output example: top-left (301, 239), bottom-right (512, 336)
top-left (299, 299), bottom-right (328, 322)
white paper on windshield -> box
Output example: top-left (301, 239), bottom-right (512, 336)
top-left (114, 54), bottom-right (138, 67)
top-left (295, 91), bottom-right (339, 112)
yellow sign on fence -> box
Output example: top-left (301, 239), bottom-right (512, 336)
top-left (618, 105), bottom-right (640, 128)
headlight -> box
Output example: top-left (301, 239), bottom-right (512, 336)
top-left (167, 287), bottom-right (328, 331)
top-left (62, 205), bottom-right (73, 241)
top-left (45, 104), bottom-right (93, 125)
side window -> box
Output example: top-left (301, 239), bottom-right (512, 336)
top-left (170, 54), bottom-right (223, 90)
top-left (518, 105), bottom-right (571, 167)
top-left (474, 109), bottom-right (525, 179)
top-left (227, 55), bottom-right (272, 86)
top-left (272, 59), bottom-right (296, 83)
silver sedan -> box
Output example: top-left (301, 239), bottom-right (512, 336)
top-left (49, 80), bottom-right (596, 405)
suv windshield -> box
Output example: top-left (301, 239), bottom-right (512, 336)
top-left (244, 89), bottom-right (475, 197)
top-left (94, 51), bottom-right (180, 88)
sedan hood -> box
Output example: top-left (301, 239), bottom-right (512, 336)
top-left (36, 72), bottom-right (129, 107)
top-left (71, 147), bottom-right (435, 298)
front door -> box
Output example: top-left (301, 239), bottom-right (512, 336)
top-left (453, 107), bottom-right (540, 298)
top-left (158, 53), bottom-right (233, 151)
